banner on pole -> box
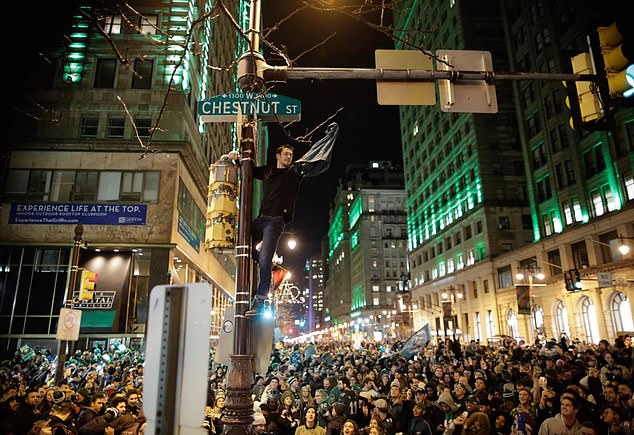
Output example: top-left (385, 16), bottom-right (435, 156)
top-left (442, 301), bottom-right (453, 320)
top-left (516, 285), bottom-right (531, 315)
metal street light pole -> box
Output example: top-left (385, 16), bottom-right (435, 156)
top-left (221, 0), bottom-right (262, 433)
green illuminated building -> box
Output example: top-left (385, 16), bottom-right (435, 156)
top-left (394, 0), bottom-right (634, 343)
top-left (1, 0), bottom-right (251, 350)
top-left (395, 1), bottom-right (533, 297)
top-left (325, 162), bottom-right (409, 340)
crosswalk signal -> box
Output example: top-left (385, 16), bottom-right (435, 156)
top-left (570, 53), bottom-right (604, 123)
top-left (598, 20), bottom-right (633, 98)
top-left (80, 270), bottom-right (97, 300)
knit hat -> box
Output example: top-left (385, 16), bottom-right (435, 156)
top-left (253, 412), bottom-right (266, 425)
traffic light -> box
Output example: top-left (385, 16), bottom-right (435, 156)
top-left (598, 20), bottom-right (633, 98)
top-left (570, 53), bottom-right (604, 123)
top-left (79, 270), bottom-right (97, 300)
top-left (565, 269), bottom-right (582, 292)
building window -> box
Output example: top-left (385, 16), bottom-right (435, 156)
top-left (474, 312), bottom-right (481, 341)
top-left (571, 240), bottom-right (589, 269)
top-left (522, 214), bottom-right (532, 230)
top-left (132, 59), bottom-right (154, 89)
top-left (584, 145), bottom-right (606, 177)
top-left (139, 15), bottom-right (158, 34)
top-left (611, 292), bottom-right (634, 333)
top-left (372, 285), bottom-right (380, 293)
top-left (80, 116), bottom-right (99, 137)
top-left (373, 297), bottom-right (380, 306)
top-left (497, 265), bottom-right (513, 288)
top-left (553, 300), bottom-right (570, 339)
top-left (476, 221), bottom-right (483, 234)
top-left (103, 15), bottom-right (122, 34)
top-left (108, 117), bottom-right (125, 138)
top-left (531, 304), bottom-right (545, 334)
top-left (547, 249), bottom-right (562, 275)
top-left (465, 225), bottom-right (472, 239)
top-left (499, 216), bottom-right (511, 230)
top-left (591, 189), bottom-right (605, 217)
top-left (562, 201), bottom-right (574, 225)
top-left (581, 296), bottom-right (600, 344)
top-left (536, 176), bottom-right (552, 203)
top-left (135, 117), bottom-right (153, 138)
top-left (507, 309), bottom-right (519, 339)
top-left (94, 58), bottom-right (117, 88)
top-left (97, 171), bottom-right (159, 202)
top-left (624, 175), bottom-right (634, 200)
top-left (542, 213), bottom-right (553, 236)
top-left (486, 310), bottom-right (495, 338)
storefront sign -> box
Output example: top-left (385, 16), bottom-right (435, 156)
top-left (72, 291), bottom-right (116, 309)
top-left (178, 214), bottom-right (200, 250)
top-left (9, 202), bottom-right (147, 225)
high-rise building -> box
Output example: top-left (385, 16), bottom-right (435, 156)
top-left (394, 1), bottom-right (533, 337)
top-left (395, 0), bottom-right (634, 344)
top-left (305, 258), bottom-right (325, 331)
top-left (325, 161), bottom-right (408, 340)
top-left (1, 0), bottom-right (251, 350)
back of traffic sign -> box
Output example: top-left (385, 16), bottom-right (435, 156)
top-left (436, 50), bottom-right (498, 113)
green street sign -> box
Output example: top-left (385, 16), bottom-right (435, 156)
top-left (198, 92), bottom-right (302, 122)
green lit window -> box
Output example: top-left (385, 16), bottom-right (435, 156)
top-left (80, 116), bottom-right (99, 137)
top-left (94, 59), bottom-right (116, 88)
top-left (349, 196), bottom-right (362, 228)
top-left (351, 231), bottom-right (359, 250)
top-left (603, 186), bottom-right (619, 212)
top-left (132, 59), bottom-right (154, 89)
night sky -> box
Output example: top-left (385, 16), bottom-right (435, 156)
top-left (261, 2), bottom-right (402, 281)
top-left (10, 2), bottom-right (403, 286)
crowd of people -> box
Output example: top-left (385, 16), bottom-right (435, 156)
top-left (0, 334), bottom-right (632, 434)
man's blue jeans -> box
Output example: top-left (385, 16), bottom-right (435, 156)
top-left (252, 215), bottom-right (285, 297)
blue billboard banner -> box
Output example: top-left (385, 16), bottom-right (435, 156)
top-left (9, 202), bottom-right (147, 225)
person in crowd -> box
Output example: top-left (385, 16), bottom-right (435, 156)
top-left (326, 402), bottom-right (348, 435)
top-left (76, 393), bottom-right (107, 428)
top-left (537, 396), bottom-right (582, 434)
top-left (295, 405), bottom-right (326, 435)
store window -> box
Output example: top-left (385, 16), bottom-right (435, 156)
top-left (553, 300), bottom-right (570, 339)
top-left (581, 296), bottom-right (600, 344)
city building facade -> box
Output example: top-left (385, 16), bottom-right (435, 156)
top-left (324, 161), bottom-right (410, 341)
top-left (396, 0), bottom-right (634, 343)
top-left (0, 0), bottom-right (252, 351)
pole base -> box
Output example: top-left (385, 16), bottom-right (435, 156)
top-left (221, 354), bottom-right (254, 434)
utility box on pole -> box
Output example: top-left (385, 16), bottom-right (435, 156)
top-left (375, 50), bottom-right (436, 105)
top-left (436, 49), bottom-right (498, 113)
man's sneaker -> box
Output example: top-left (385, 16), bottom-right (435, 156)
top-left (245, 295), bottom-right (267, 317)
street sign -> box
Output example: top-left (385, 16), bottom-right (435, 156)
top-left (56, 308), bottom-right (82, 341)
top-left (436, 50), bottom-right (498, 113)
top-left (375, 50), bottom-right (436, 105)
top-left (598, 271), bottom-right (613, 288)
top-left (198, 92), bottom-right (301, 122)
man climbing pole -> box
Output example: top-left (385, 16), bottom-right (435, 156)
top-left (245, 122), bottom-right (340, 315)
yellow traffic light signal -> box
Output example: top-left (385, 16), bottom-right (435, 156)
top-left (598, 21), bottom-right (633, 97)
top-left (570, 53), bottom-right (603, 123)
top-left (79, 270), bottom-right (97, 300)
